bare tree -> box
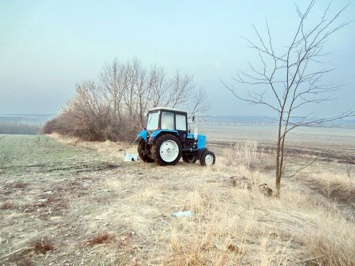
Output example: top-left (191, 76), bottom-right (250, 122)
top-left (223, 1), bottom-right (353, 195)
top-left (99, 59), bottom-right (209, 128)
top-left (49, 58), bottom-right (208, 141)
top-left (99, 58), bottom-right (125, 122)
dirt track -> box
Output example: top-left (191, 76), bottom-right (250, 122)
top-left (201, 124), bottom-right (355, 165)
top-left (209, 140), bottom-right (355, 165)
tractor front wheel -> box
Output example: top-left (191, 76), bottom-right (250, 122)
top-left (152, 134), bottom-right (182, 166)
top-left (200, 149), bottom-right (216, 166)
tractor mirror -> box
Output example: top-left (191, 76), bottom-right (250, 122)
top-left (192, 115), bottom-right (195, 122)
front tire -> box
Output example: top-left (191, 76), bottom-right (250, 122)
top-left (200, 149), bottom-right (216, 166)
top-left (152, 134), bottom-right (182, 166)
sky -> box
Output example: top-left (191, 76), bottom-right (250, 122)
top-left (0, 0), bottom-right (354, 117)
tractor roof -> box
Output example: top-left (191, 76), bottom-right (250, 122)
top-left (148, 107), bottom-right (187, 114)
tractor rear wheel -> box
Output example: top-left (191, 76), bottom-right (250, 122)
top-left (152, 134), bottom-right (182, 166)
top-left (138, 139), bottom-right (154, 163)
top-left (200, 149), bottom-right (216, 166)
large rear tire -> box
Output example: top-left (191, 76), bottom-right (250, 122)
top-left (200, 149), bottom-right (216, 166)
top-left (138, 139), bottom-right (154, 163)
top-left (152, 134), bottom-right (182, 166)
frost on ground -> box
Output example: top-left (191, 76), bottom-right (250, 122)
top-left (0, 134), bottom-right (354, 265)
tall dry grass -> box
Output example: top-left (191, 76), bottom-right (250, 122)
top-left (222, 141), bottom-right (260, 169)
top-left (159, 144), bottom-right (355, 265)
top-left (167, 186), bottom-right (354, 264)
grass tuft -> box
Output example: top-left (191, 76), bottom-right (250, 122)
top-left (31, 238), bottom-right (55, 254)
top-left (85, 232), bottom-right (113, 246)
top-left (304, 222), bottom-right (355, 266)
top-left (0, 201), bottom-right (15, 210)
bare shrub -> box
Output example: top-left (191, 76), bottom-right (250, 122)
top-left (46, 59), bottom-right (208, 142)
top-left (41, 118), bottom-right (58, 134)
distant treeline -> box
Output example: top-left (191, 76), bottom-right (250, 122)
top-left (0, 122), bottom-right (40, 135)
top-left (0, 114), bottom-right (53, 125)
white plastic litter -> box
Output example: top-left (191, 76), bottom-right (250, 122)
top-left (124, 152), bottom-right (138, 162)
top-left (172, 211), bottom-right (192, 217)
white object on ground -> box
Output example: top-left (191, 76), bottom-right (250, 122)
top-left (172, 211), bottom-right (192, 217)
top-left (124, 152), bottom-right (138, 162)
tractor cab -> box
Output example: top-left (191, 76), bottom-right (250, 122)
top-left (136, 107), bottom-right (215, 166)
top-left (146, 107), bottom-right (188, 141)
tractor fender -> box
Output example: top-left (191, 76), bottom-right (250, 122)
top-left (150, 129), bottom-right (179, 142)
top-left (135, 130), bottom-right (148, 142)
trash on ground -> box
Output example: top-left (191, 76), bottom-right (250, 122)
top-left (172, 211), bottom-right (192, 217)
top-left (124, 152), bottom-right (138, 162)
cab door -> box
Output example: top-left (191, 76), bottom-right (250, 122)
top-left (175, 113), bottom-right (188, 142)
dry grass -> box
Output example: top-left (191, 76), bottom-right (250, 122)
top-left (304, 219), bottom-right (354, 266)
top-left (0, 134), bottom-right (354, 265)
top-left (222, 141), bottom-right (260, 168)
top-left (296, 173), bottom-right (355, 206)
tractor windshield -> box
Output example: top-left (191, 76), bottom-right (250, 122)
top-left (146, 111), bottom-right (160, 131)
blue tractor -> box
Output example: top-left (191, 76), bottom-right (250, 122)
top-left (135, 107), bottom-right (216, 166)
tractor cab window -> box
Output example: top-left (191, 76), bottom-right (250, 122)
top-left (176, 114), bottom-right (187, 131)
top-left (161, 111), bottom-right (174, 130)
top-left (147, 111), bottom-right (160, 131)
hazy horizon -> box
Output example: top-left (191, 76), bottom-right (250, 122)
top-left (1, 113), bottom-right (354, 128)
